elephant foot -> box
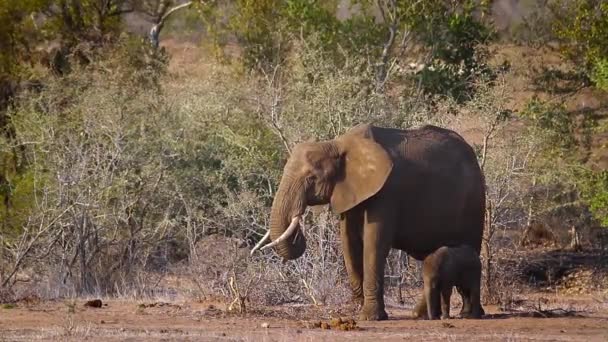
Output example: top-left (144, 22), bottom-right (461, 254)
top-left (459, 311), bottom-right (482, 319)
top-left (359, 304), bottom-right (388, 321)
top-left (412, 309), bottom-right (426, 319)
top-left (441, 314), bottom-right (450, 320)
top-left (459, 305), bottom-right (484, 319)
top-left (459, 309), bottom-right (471, 317)
top-left (412, 308), bottom-right (428, 319)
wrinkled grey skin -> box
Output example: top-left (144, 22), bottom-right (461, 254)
top-left (417, 245), bottom-right (483, 320)
top-left (264, 124), bottom-right (485, 320)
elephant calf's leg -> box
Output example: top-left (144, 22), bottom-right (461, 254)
top-left (340, 211), bottom-right (364, 305)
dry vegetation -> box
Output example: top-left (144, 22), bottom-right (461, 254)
top-left (1, 0), bottom-right (607, 340)
top-left (2, 40), bottom-right (607, 339)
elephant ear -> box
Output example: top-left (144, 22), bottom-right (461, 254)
top-left (330, 124), bottom-right (393, 214)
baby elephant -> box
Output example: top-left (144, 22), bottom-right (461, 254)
top-left (421, 245), bottom-right (483, 320)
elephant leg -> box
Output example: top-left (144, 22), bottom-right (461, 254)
top-left (340, 209), bottom-right (364, 305)
top-left (441, 286), bottom-right (452, 320)
top-left (412, 293), bottom-right (428, 319)
top-left (359, 206), bottom-right (392, 321)
top-left (468, 280), bottom-right (483, 319)
top-left (425, 280), bottom-right (441, 320)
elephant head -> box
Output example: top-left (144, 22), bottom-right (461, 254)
top-left (251, 124), bottom-right (393, 260)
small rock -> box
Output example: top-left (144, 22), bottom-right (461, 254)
top-left (261, 322), bottom-right (270, 329)
top-left (100, 320), bottom-right (105, 324)
top-left (84, 299), bottom-right (103, 308)
top-left (442, 322), bottom-right (455, 328)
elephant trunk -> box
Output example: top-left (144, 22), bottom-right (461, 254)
top-left (267, 172), bottom-right (306, 260)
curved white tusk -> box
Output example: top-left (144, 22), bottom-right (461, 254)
top-left (260, 216), bottom-right (301, 251)
top-left (250, 230), bottom-right (271, 255)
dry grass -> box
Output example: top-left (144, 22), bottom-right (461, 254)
top-left (2, 36), bottom-right (607, 342)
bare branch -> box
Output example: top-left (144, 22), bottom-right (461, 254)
top-left (2, 205), bottom-right (74, 288)
top-left (258, 64), bottom-right (292, 155)
top-left (149, 1), bottom-right (196, 48)
top-left (375, 0), bottom-right (398, 89)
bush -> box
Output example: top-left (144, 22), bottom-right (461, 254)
top-left (591, 58), bottom-right (608, 91)
top-left (518, 95), bottom-right (606, 246)
top-left (3, 2), bottom-right (602, 309)
top-left (580, 171), bottom-right (608, 226)
top-left (519, 97), bottom-right (576, 155)
top-left (552, 0), bottom-right (608, 85)
top-left (0, 20), bottom-right (451, 301)
top-left (415, 5), bottom-right (495, 102)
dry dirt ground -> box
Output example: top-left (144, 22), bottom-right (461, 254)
top-left (1, 294), bottom-right (607, 341)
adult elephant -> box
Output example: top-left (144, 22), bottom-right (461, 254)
top-left (251, 124), bottom-right (485, 321)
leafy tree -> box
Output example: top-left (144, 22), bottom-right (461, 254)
top-left (591, 57), bottom-right (608, 91)
top-left (198, 0), bottom-right (494, 102)
top-left (552, 0), bottom-right (608, 88)
top-left (520, 95), bottom-right (607, 230)
top-left (0, 0), bottom-right (50, 77)
top-left (580, 170), bottom-right (608, 226)
top-left (0, 0), bottom-right (48, 241)
top-left (0, 0), bottom-right (152, 211)
top-left (400, 0), bottom-right (495, 101)
top-left (229, 0), bottom-right (288, 70)
top-left (519, 0), bottom-right (608, 228)
top-left (199, 0), bottom-right (383, 71)
top-left (520, 98), bottom-right (576, 157)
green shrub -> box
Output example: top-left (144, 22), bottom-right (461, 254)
top-left (553, 0), bottom-right (608, 85)
top-left (519, 95), bottom-right (607, 231)
top-left (398, 0), bottom-right (495, 102)
top-left (0, 170), bottom-right (40, 239)
top-left (519, 97), bottom-right (575, 154)
top-left (580, 170), bottom-right (608, 226)
top-left (591, 58), bottom-right (608, 91)
top-left (198, 0), bottom-right (494, 102)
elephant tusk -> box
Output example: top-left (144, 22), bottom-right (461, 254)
top-left (250, 230), bottom-right (271, 255)
top-left (260, 216), bottom-right (301, 251)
